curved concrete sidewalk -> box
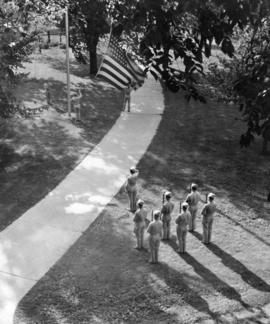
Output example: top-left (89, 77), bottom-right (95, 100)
top-left (0, 78), bottom-right (165, 324)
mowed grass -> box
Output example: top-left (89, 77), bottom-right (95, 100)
top-left (15, 80), bottom-right (270, 323)
top-left (0, 46), bottom-right (123, 231)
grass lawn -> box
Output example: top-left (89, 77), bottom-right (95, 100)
top-left (14, 76), bottom-right (270, 323)
top-left (0, 46), bottom-right (123, 231)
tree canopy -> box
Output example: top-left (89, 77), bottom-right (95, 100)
top-left (233, 16), bottom-right (270, 148)
top-left (0, 0), bottom-right (38, 117)
top-left (1, 0), bottom-right (270, 149)
top-left (109, 0), bottom-right (270, 147)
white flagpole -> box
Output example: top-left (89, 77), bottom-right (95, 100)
top-left (65, 6), bottom-right (71, 117)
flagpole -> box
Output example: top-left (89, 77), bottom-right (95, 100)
top-left (65, 5), bottom-right (71, 117)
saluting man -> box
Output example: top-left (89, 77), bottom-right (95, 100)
top-left (175, 202), bottom-right (190, 253)
top-left (161, 191), bottom-right (174, 240)
top-left (201, 193), bottom-right (217, 244)
top-left (125, 166), bottom-right (139, 213)
top-left (133, 199), bottom-right (147, 250)
top-left (186, 183), bottom-right (203, 232)
top-left (147, 210), bottom-right (163, 264)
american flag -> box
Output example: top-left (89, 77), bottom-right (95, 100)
top-left (96, 35), bottom-right (145, 90)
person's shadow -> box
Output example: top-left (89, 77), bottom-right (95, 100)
top-left (165, 237), bottom-right (249, 308)
top-left (151, 259), bottom-right (218, 320)
top-left (191, 232), bottom-right (270, 292)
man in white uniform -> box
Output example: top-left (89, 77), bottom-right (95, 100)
top-left (186, 183), bottom-right (202, 232)
top-left (175, 202), bottom-right (190, 253)
top-left (133, 199), bottom-right (147, 250)
top-left (201, 193), bottom-right (217, 244)
top-left (161, 191), bottom-right (174, 240)
top-left (147, 210), bottom-right (163, 264)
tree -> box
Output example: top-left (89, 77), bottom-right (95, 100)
top-left (0, 0), bottom-right (37, 117)
top-left (109, 0), bottom-right (270, 149)
top-left (64, 0), bottom-right (110, 75)
top-left (103, 1), bottom-right (235, 96)
top-left (196, 3), bottom-right (270, 150)
top-left (40, 0), bottom-right (111, 75)
top-left (233, 16), bottom-right (270, 151)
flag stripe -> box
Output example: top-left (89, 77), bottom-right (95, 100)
top-left (129, 67), bottom-right (143, 84)
top-left (99, 65), bottom-right (128, 87)
top-left (97, 70), bottom-right (125, 89)
top-left (127, 57), bottom-right (145, 77)
top-left (127, 56), bottom-right (145, 77)
top-left (149, 65), bottom-right (162, 79)
top-left (102, 56), bottom-right (131, 82)
top-left (104, 55), bottom-right (131, 78)
top-left (128, 68), bottom-right (145, 85)
top-left (96, 34), bottom-right (146, 90)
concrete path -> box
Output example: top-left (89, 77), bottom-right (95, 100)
top-left (0, 78), bottom-right (165, 324)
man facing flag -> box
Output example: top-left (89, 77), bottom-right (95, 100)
top-left (96, 33), bottom-right (146, 90)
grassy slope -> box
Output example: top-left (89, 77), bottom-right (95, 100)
top-left (0, 46), bottom-right (122, 231)
top-left (15, 81), bottom-right (270, 323)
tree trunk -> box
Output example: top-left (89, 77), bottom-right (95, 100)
top-left (262, 123), bottom-right (270, 154)
top-left (89, 47), bottom-right (98, 75)
top-left (47, 31), bottom-right (51, 44)
top-left (262, 138), bottom-right (268, 155)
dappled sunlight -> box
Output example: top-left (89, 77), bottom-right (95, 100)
top-left (65, 193), bottom-right (110, 205)
top-left (0, 49), bottom-right (124, 233)
top-left (0, 243), bottom-right (10, 270)
top-left (0, 77), bottom-right (166, 323)
top-left (6, 66), bottom-right (270, 324)
top-left (0, 273), bottom-right (35, 324)
top-left (65, 202), bottom-right (102, 215)
top-left (143, 151), bottom-right (167, 165)
top-left (90, 314), bottom-right (107, 323)
top-left (0, 217), bottom-right (82, 280)
top-left (78, 155), bottom-right (120, 174)
top-left (181, 167), bottom-right (193, 175)
top-left (147, 272), bottom-right (171, 294)
top-left (0, 289), bottom-right (16, 324)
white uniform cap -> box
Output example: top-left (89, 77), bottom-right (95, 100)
top-left (208, 193), bottom-right (215, 199)
top-left (191, 183), bottom-right (198, 189)
top-left (137, 199), bottom-right (144, 206)
top-left (130, 166), bottom-right (137, 172)
top-left (165, 191), bottom-right (172, 198)
top-left (182, 202), bottom-right (189, 207)
top-left (153, 210), bottom-right (161, 217)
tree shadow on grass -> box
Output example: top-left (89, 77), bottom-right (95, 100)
top-left (0, 119), bottom-right (90, 232)
top-left (15, 207), bottom-right (217, 324)
top-left (38, 49), bottom-right (103, 79)
top-left (191, 232), bottom-right (270, 293)
top-left (150, 88), bottom-right (267, 193)
top-left (16, 75), bottom-right (123, 142)
top-left (16, 78), bottom-right (67, 111)
top-left (137, 87), bottom-right (270, 248)
top-left (0, 75), bottom-right (122, 232)
top-left (216, 208), bottom-right (270, 248)
top-left (11, 80), bottom-right (270, 323)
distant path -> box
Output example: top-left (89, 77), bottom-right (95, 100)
top-left (0, 78), bottom-right (164, 324)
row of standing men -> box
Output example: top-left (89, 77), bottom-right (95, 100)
top-left (125, 167), bottom-right (217, 264)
